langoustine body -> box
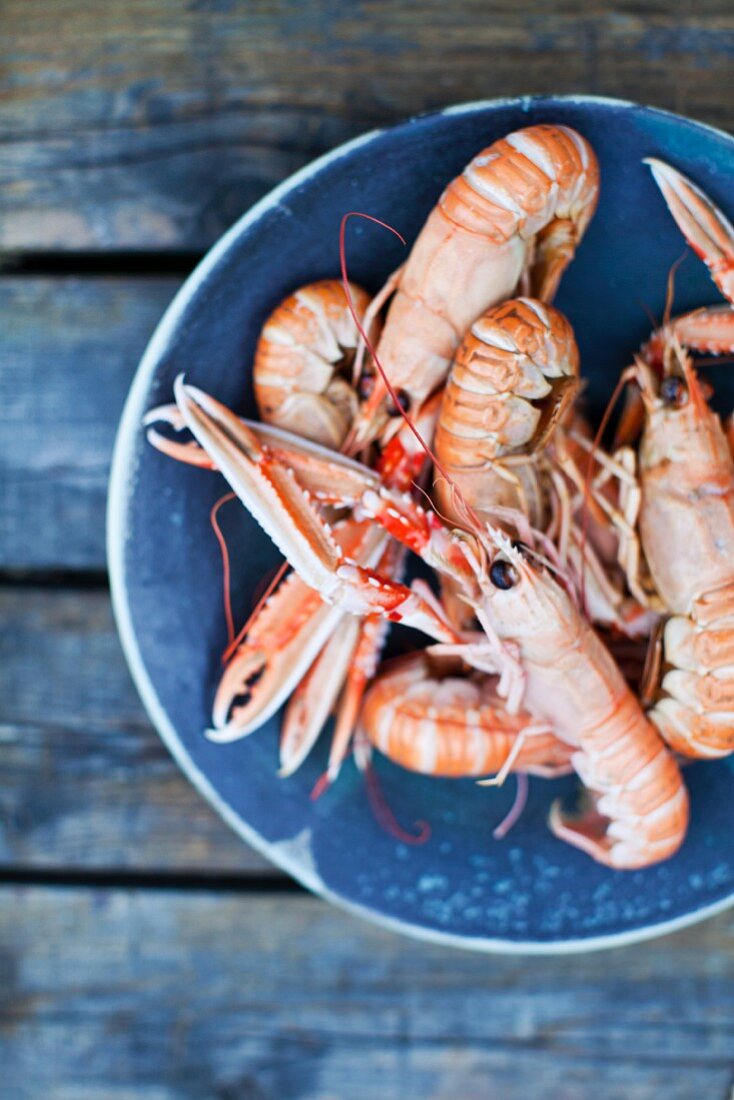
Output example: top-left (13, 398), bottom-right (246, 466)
top-left (361, 651), bottom-right (573, 779)
top-left (253, 279), bottom-right (375, 448)
top-left (607, 159), bottom-right (734, 759)
top-left (350, 124), bottom-right (599, 446)
top-left (434, 296), bottom-right (579, 527)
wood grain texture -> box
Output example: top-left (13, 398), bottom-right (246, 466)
top-left (2, 0), bottom-right (734, 251)
top-left (0, 586), bottom-right (275, 874)
top-left (1, 887), bottom-right (733, 1100)
top-left (3, 8), bottom-right (734, 1086)
top-left (0, 276), bottom-right (181, 569)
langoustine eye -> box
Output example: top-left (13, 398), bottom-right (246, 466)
top-left (489, 559), bottom-right (519, 590)
top-left (660, 375), bottom-right (689, 408)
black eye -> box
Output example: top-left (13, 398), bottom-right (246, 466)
top-left (387, 389), bottom-right (410, 416)
top-left (489, 559), bottom-right (519, 590)
top-left (660, 375), bottom-right (689, 408)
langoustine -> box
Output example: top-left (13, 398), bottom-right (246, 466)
top-left (350, 124), bottom-right (599, 447)
top-left (146, 383), bottom-right (454, 749)
top-left (363, 480), bottom-right (689, 869)
top-left (469, 538), bottom-right (689, 869)
top-left (169, 378), bottom-right (688, 869)
top-left (253, 279), bottom-right (375, 448)
top-left (431, 295), bottom-right (650, 638)
top-left (606, 159), bottom-right (734, 758)
top-left (146, 277), bottom-right (429, 771)
top-left (433, 296), bottom-right (579, 528)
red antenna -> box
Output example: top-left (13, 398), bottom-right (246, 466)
top-left (338, 212), bottom-right (486, 539)
top-left (362, 758), bottom-right (431, 845)
top-left (209, 492), bottom-right (237, 652)
top-left (221, 560), bottom-right (289, 665)
top-left (577, 370), bottom-right (632, 613)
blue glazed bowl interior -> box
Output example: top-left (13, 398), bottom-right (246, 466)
top-left (110, 97), bottom-right (734, 951)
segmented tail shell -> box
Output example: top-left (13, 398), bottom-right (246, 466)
top-left (442, 124), bottom-right (599, 247)
top-left (435, 297), bottom-right (579, 525)
top-left (254, 280), bottom-right (372, 448)
top-left (362, 653), bottom-right (572, 778)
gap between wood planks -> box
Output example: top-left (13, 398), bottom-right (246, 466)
top-left (0, 867), bottom-right (303, 892)
top-left (1, 250), bottom-right (202, 278)
top-left (0, 569), bottom-right (109, 589)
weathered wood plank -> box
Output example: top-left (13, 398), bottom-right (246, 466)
top-left (0, 276), bottom-right (180, 569)
top-left (0, 586), bottom-right (276, 874)
top-left (2, 0), bottom-right (734, 251)
top-left (1, 887), bottom-right (733, 1099)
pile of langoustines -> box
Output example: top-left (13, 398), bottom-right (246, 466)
top-left (146, 123), bottom-right (734, 870)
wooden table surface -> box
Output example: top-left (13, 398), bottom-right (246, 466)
top-left (2, 3), bottom-right (734, 1097)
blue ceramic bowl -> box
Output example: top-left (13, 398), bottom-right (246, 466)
top-left (109, 96), bottom-right (734, 952)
